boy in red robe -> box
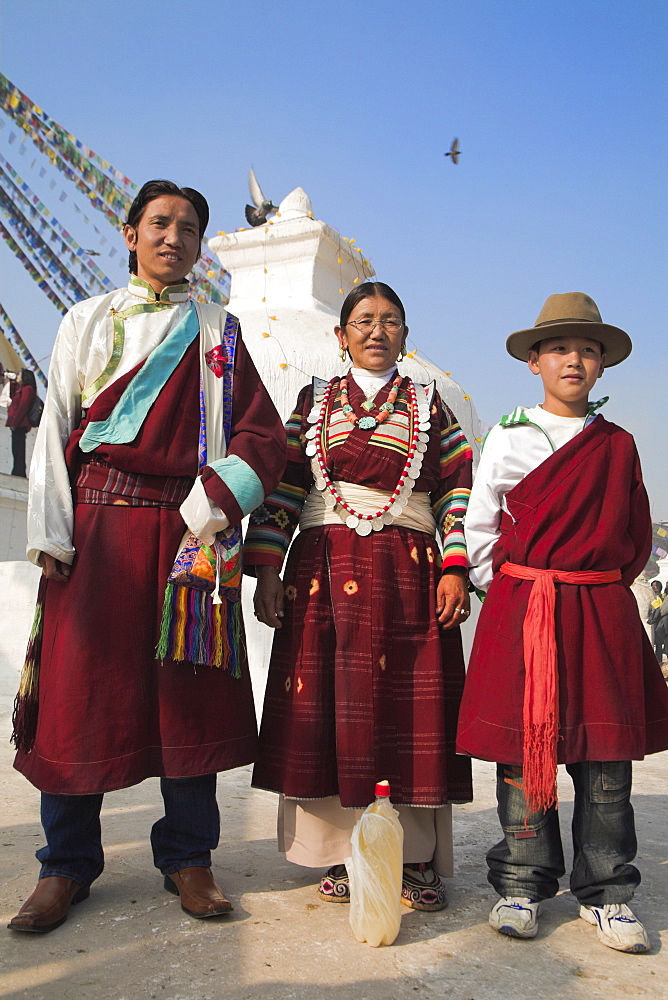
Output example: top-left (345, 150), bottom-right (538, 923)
top-left (457, 292), bottom-right (668, 953)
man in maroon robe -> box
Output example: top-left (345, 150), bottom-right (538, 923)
top-left (458, 292), bottom-right (668, 954)
top-left (8, 180), bottom-right (285, 933)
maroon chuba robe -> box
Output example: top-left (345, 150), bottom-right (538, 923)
top-left (14, 335), bottom-right (286, 794)
top-left (457, 416), bottom-right (668, 766)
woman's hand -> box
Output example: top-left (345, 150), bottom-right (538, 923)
top-left (254, 565), bottom-right (285, 628)
top-left (436, 569), bottom-right (470, 628)
top-left (38, 552), bottom-right (71, 583)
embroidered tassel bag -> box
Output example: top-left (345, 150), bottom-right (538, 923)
top-left (156, 322), bottom-right (244, 675)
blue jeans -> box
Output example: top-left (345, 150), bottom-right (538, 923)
top-left (37, 774), bottom-right (220, 887)
top-left (487, 761), bottom-right (640, 906)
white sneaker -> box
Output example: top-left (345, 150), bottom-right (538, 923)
top-left (579, 903), bottom-right (650, 953)
top-left (489, 896), bottom-right (541, 938)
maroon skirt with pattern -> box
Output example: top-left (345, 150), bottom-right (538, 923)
top-left (252, 524), bottom-right (472, 808)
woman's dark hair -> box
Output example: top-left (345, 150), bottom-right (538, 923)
top-left (339, 281), bottom-right (407, 328)
top-left (20, 368), bottom-right (37, 389)
top-left (651, 580), bottom-right (663, 593)
top-left (124, 179), bottom-right (209, 274)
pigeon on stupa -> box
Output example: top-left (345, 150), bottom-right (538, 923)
top-left (245, 168), bottom-right (279, 226)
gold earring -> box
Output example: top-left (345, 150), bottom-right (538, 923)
top-left (338, 347), bottom-right (347, 361)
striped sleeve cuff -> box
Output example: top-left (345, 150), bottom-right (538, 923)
top-left (433, 487), bottom-right (470, 571)
top-left (440, 422), bottom-right (473, 477)
top-left (244, 481), bottom-right (308, 568)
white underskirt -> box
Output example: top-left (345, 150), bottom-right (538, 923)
top-left (277, 795), bottom-right (454, 877)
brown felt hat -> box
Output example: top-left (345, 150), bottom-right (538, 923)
top-left (506, 292), bottom-right (632, 367)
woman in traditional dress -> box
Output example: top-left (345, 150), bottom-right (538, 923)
top-left (245, 282), bottom-right (473, 911)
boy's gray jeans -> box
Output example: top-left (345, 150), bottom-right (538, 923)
top-left (487, 761), bottom-right (639, 905)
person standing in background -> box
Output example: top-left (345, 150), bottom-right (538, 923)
top-left (5, 368), bottom-right (37, 477)
top-left (652, 587), bottom-right (668, 667)
top-left (647, 580), bottom-right (666, 665)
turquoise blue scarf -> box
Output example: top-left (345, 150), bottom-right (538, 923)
top-left (79, 304), bottom-right (199, 453)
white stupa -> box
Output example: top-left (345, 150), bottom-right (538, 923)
top-left (208, 187), bottom-right (482, 456)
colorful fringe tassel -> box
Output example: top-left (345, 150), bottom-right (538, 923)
top-left (11, 576), bottom-right (48, 754)
top-left (156, 583), bottom-right (243, 676)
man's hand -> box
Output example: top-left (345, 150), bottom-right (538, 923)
top-left (254, 565), bottom-right (284, 628)
top-left (436, 569), bottom-right (470, 628)
top-left (38, 552), bottom-right (71, 583)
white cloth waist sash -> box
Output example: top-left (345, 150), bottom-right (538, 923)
top-left (298, 481), bottom-right (437, 535)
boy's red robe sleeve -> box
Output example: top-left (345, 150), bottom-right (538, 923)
top-left (620, 445), bottom-right (652, 588)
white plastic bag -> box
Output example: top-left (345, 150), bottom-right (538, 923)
top-left (345, 780), bottom-right (404, 947)
top-left (0, 380), bottom-right (11, 412)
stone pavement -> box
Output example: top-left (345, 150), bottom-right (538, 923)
top-left (0, 565), bottom-right (666, 999)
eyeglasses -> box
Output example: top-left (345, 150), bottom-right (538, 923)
top-left (346, 318), bottom-right (404, 334)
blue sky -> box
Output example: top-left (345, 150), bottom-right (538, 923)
top-left (1, 0), bottom-right (666, 514)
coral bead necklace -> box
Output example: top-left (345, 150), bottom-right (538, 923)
top-left (340, 374), bottom-right (402, 431)
top-left (304, 374), bottom-right (432, 535)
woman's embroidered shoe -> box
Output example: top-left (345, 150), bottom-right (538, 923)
top-left (401, 862), bottom-right (447, 911)
top-left (318, 864), bottom-right (350, 902)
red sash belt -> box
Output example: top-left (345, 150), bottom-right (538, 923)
top-left (499, 561), bottom-right (622, 815)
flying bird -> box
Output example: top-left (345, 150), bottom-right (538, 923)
top-left (245, 168), bottom-right (279, 226)
top-left (444, 138), bottom-right (461, 164)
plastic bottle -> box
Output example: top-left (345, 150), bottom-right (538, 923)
top-left (345, 779), bottom-right (404, 947)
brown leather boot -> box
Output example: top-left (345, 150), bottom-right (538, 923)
top-left (164, 866), bottom-right (233, 918)
top-left (8, 876), bottom-right (90, 934)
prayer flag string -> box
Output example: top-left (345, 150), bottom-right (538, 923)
top-left (0, 185), bottom-right (86, 305)
top-left (0, 154), bottom-right (115, 297)
top-left (0, 73), bottom-right (231, 305)
top-left (0, 220), bottom-right (70, 316)
top-left (0, 302), bottom-right (48, 388)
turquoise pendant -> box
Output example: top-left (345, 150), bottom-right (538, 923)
top-left (358, 415), bottom-right (378, 430)
top-left (361, 399), bottom-right (376, 412)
